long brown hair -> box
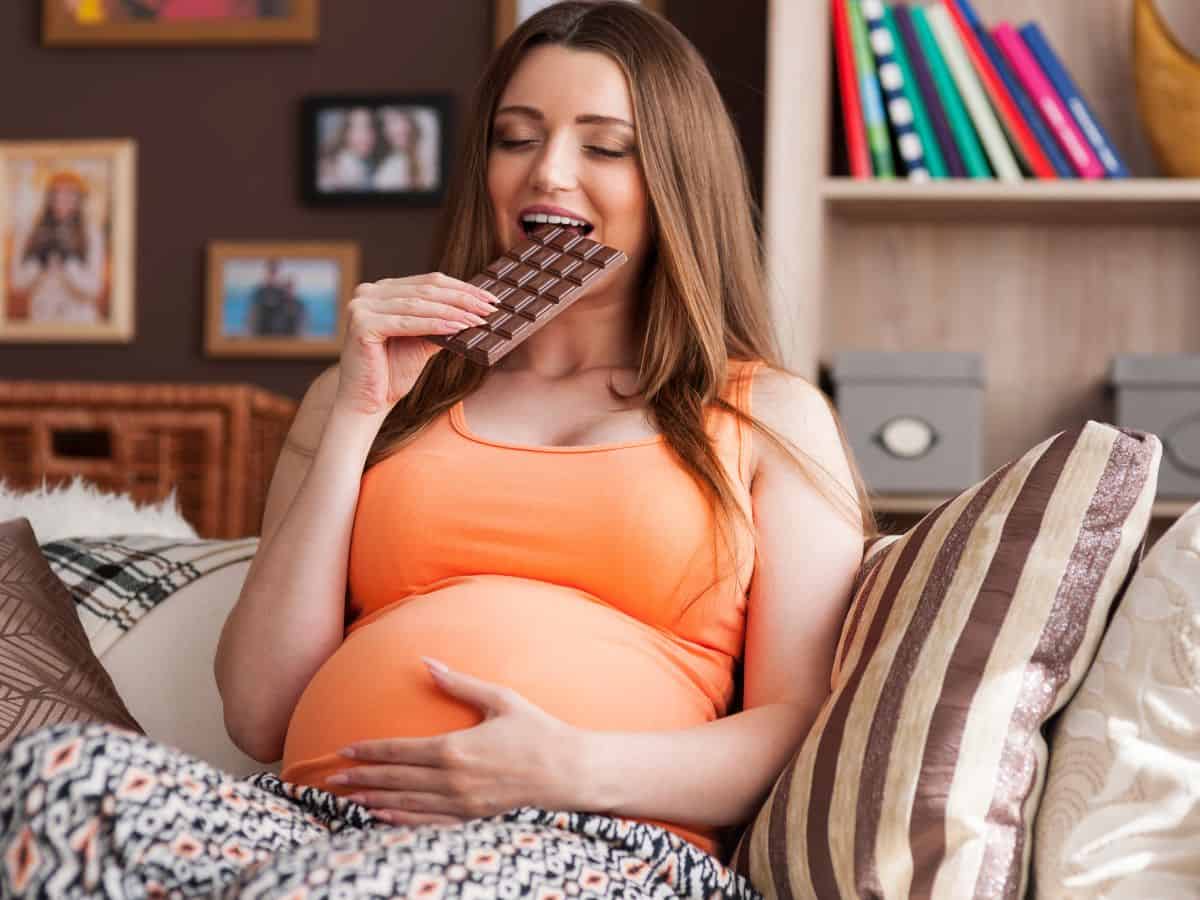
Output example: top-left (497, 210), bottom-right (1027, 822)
top-left (365, 0), bottom-right (878, 599)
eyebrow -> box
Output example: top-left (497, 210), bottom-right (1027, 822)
top-left (494, 105), bottom-right (634, 130)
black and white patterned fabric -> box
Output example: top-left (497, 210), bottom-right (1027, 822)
top-left (0, 721), bottom-right (762, 899)
top-left (39, 536), bottom-right (257, 656)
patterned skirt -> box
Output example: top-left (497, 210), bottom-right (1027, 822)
top-left (0, 722), bottom-right (763, 899)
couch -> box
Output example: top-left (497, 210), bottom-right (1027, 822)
top-left (5, 420), bottom-right (1200, 898)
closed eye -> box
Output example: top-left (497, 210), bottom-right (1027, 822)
top-left (493, 139), bottom-right (629, 159)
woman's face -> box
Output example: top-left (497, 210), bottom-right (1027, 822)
top-left (50, 185), bottom-right (81, 220)
top-left (382, 110), bottom-right (413, 149)
top-left (488, 45), bottom-right (651, 276)
top-left (346, 108), bottom-right (376, 157)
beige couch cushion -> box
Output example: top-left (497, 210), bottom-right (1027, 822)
top-left (98, 555), bottom-right (281, 778)
top-left (1034, 502), bottom-right (1200, 897)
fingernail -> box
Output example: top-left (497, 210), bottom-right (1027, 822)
top-left (422, 656), bottom-right (450, 676)
top-left (339, 747), bottom-right (357, 758)
top-left (327, 773), bottom-right (348, 784)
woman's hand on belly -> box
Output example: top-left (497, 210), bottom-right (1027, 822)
top-left (326, 657), bottom-right (585, 826)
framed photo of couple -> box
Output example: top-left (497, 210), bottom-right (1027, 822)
top-left (0, 139), bottom-right (136, 344)
top-left (301, 95), bottom-right (452, 207)
top-left (493, 0), bottom-right (663, 46)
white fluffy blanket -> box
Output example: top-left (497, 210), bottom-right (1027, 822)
top-left (0, 475), bottom-right (198, 543)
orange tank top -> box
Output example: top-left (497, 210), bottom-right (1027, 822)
top-left (281, 358), bottom-right (764, 857)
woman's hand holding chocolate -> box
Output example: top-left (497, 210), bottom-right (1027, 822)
top-left (334, 272), bottom-right (499, 417)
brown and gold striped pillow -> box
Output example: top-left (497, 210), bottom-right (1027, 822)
top-left (732, 422), bottom-right (1161, 900)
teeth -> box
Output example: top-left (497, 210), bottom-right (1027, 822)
top-left (521, 212), bottom-right (590, 230)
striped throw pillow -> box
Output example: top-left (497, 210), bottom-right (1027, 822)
top-left (731, 422), bottom-right (1161, 899)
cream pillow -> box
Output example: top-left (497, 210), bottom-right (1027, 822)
top-left (99, 556), bottom-right (281, 778)
top-left (1034, 502), bottom-right (1200, 898)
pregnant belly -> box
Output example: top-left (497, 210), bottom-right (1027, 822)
top-left (280, 576), bottom-right (722, 853)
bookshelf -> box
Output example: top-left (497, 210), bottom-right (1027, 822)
top-left (764, 0), bottom-right (1200, 522)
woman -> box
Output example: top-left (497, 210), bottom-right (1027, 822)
top-left (317, 107), bottom-right (378, 193)
top-left (8, 170), bottom-right (106, 325)
top-left (0, 3), bottom-right (874, 896)
top-left (372, 107), bottom-right (433, 191)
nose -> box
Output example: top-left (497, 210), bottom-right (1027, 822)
top-left (529, 131), bottom-right (578, 194)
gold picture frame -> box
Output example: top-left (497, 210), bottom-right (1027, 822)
top-left (493, 0), bottom-right (663, 47)
top-left (0, 139), bottom-right (137, 344)
top-left (205, 240), bottom-right (358, 359)
top-left (43, 0), bottom-right (319, 47)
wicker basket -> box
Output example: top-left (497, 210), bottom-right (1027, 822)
top-left (0, 382), bottom-right (297, 539)
top-left (1134, 0), bottom-right (1200, 176)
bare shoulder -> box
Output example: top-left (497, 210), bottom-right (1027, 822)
top-left (286, 364), bottom-right (341, 454)
top-left (746, 363), bottom-right (856, 497)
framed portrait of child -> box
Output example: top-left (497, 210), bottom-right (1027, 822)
top-left (0, 139), bottom-right (136, 344)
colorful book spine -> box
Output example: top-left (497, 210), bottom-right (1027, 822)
top-left (1019, 22), bottom-right (1130, 178)
top-left (894, 3), bottom-right (966, 177)
top-left (912, 5), bottom-right (991, 177)
top-left (847, 0), bottom-right (895, 177)
top-left (927, 4), bottom-right (1020, 180)
top-left (993, 22), bottom-right (1106, 179)
top-left (944, 0), bottom-right (1056, 178)
top-left (861, 0), bottom-right (928, 180)
top-left (882, 4), bottom-right (947, 178)
top-left (832, 0), bottom-right (871, 178)
top-left (951, 0), bottom-right (1074, 177)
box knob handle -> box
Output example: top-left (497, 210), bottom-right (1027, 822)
top-left (1163, 414), bottom-right (1200, 476)
top-left (874, 415), bottom-right (939, 460)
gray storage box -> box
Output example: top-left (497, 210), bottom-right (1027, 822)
top-left (832, 350), bottom-right (985, 494)
top-left (1111, 353), bottom-right (1200, 498)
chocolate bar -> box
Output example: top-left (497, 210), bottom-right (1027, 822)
top-left (427, 224), bottom-right (628, 366)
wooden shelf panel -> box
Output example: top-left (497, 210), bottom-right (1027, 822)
top-left (872, 494), bottom-right (1195, 520)
top-left (823, 179), bottom-right (1200, 224)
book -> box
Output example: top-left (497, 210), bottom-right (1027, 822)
top-left (912, 5), bottom-right (992, 177)
top-left (882, 3), bottom-right (948, 178)
top-left (847, 0), bottom-right (896, 177)
top-left (861, 0), bottom-right (929, 180)
top-left (950, 0), bottom-right (1074, 177)
top-left (927, 4), bottom-right (1021, 180)
top-left (944, 0), bottom-right (1056, 178)
top-left (1019, 22), bottom-right (1131, 178)
top-left (895, 3), bottom-right (966, 177)
top-left (832, 0), bottom-right (872, 178)
top-left (992, 22), bottom-right (1106, 179)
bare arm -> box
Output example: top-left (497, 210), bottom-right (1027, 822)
top-left (214, 365), bottom-right (389, 763)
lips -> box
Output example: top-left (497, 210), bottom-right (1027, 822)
top-left (517, 205), bottom-right (594, 239)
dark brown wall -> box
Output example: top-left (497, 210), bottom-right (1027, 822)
top-left (0, 1), bottom-right (765, 401)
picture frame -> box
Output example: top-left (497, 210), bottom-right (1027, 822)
top-left (300, 94), bottom-right (453, 207)
top-left (204, 240), bottom-right (358, 359)
top-left (493, 0), bottom-right (663, 46)
top-left (0, 139), bottom-right (137, 344)
top-left (43, 0), bottom-right (319, 47)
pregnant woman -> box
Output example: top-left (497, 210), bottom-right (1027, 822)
top-left (0, 2), bottom-right (874, 896)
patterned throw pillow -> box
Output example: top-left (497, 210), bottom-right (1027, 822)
top-left (40, 534), bottom-right (258, 657)
top-left (731, 422), bottom-right (1161, 899)
top-left (0, 517), bottom-right (143, 750)
top-left (1033, 502), bottom-right (1200, 897)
